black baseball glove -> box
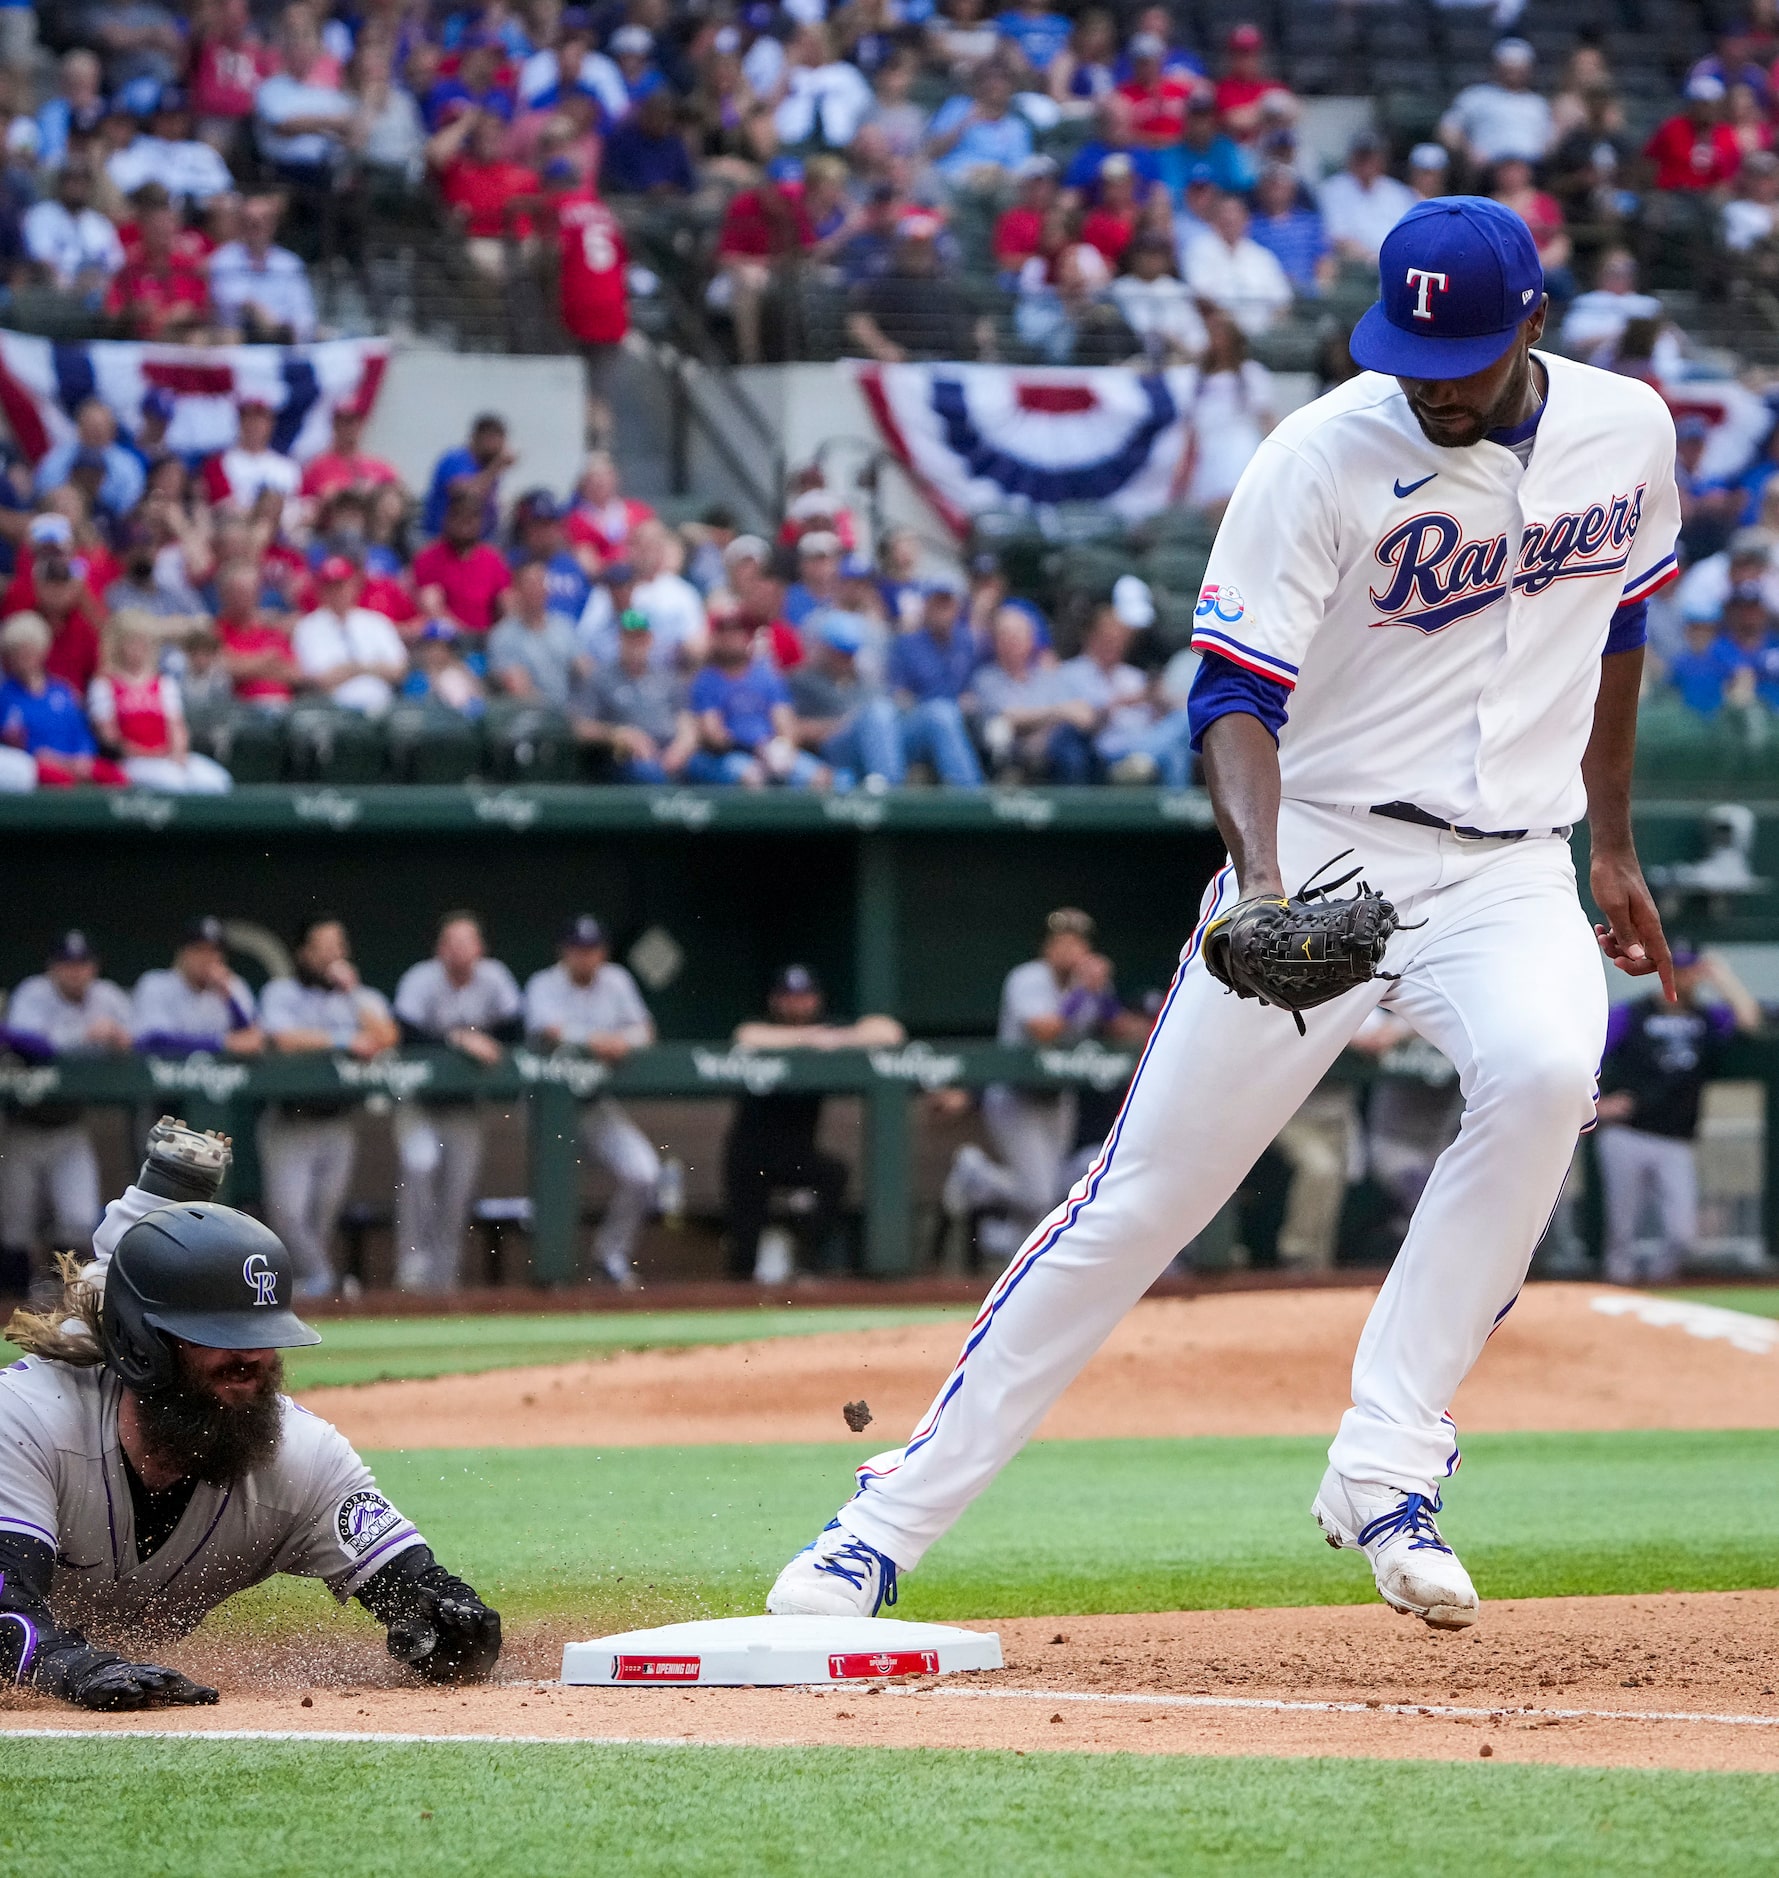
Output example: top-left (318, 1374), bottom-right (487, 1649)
top-left (34, 1641), bottom-right (219, 1711)
top-left (1201, 852), bottom-right (1405, 1035)
top-left (358, 1547), bottom-right (502, 1685)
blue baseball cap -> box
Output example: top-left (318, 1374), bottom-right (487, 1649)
top-left (1349, 196), bottom-right (1544, 380)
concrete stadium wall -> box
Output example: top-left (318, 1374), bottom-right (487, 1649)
top-left (361, 344), bottom-right (587, 501)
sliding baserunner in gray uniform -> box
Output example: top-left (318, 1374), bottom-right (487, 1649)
top-left (0, 1125), bottom-right (499, 1710)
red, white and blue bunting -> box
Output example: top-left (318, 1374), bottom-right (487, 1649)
top-left (852, 361), bottom-right (1197, 537)
top-left (0, 331), bottom-right (390, 466)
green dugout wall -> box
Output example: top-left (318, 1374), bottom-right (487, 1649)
top-left (4, 786), bottom-right (1778, 1030)
top-left (0, 788), bottom-right (1230, 1034)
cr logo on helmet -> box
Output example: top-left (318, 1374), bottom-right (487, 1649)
top-left (242, 1252), bottom-right (278, 1306)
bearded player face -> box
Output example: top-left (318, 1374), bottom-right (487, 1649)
top-left (132, 1342), bottom-right (285, 1485)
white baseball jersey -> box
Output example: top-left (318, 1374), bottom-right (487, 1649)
top-left (0, 1355), bottom-right (424, 1637)
top-left (522, 962), bottom-right (653, 1048)
top-left (1189, 351), bottom-right (1680, 832)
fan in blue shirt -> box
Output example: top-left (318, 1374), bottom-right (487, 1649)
top-left (996, 4), bottom-right (1072, 73)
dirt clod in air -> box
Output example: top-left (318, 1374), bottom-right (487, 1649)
top-left (843, 1399), bottom-right (873, 1433)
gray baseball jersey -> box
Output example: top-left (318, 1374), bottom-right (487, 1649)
top-left (393, 958), bottom-right (522, 1038)
top-left (0, 1355), bottom-right (424, 1638)
top-left (6, 976), bottom-right (133, 1054)
top-left (997, 958), bottom-right (1078, 1046)
top-left (260, 977), bottom-right (393, 1048)
top-left (522, 962), bottom-right (653, 1047)
top-left (131, 969), bottom-right (257, 1049)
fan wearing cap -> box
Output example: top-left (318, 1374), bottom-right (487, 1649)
top-left (0, 1198), bottom-right (500, 1708)
top-left (292, 556), bottom-right (409, 717)
top-left (569, 609), bottom-right (697, 779)
top-left (31, 399), bottom-right (147, 525)
top-left (761, 196), bottom-right (1684, 1638)
top-left (130, 917), bottom-right (263, 1059)
top-left (1318, 130), bottom-right (1417, 267)
top-left (1645, 75), bottom-right (1743, 195)
top-left (724, 966), bottom-right (904, 1280)
top-left (1212, 23), bottom-right (1291, 143)
top-left (1438, 39), bottom-right (1555, 173)
top-left (522, 916), bottom-right (661, 1289)
top-left (0, 932), bottom-right (133, 1296)
top-left (0, 516), bottom-right (106, 694)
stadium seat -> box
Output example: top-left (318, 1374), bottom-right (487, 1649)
top-left (194, 706), bottom-right (288, 786)
top-left (481, 700), bottom-right (578, 781)
top-left (385, 702), bottom-right (484, 784)
top-left (283, 703), bottom-right (388, 785)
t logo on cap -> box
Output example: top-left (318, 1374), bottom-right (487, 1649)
top-left (1347, 197), bottom-right (1544, 381)
top-left (1405, 268), bottom-right (1449, 321)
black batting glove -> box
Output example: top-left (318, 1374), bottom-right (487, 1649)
top-left (37, 1644), bottom-right (219, 1711)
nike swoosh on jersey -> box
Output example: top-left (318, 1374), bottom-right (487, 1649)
top-left (1393, 473), bottom-right (1439, 499)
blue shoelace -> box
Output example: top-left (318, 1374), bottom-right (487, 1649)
top-left (1355, 1492), bottom-right (1452, 1556)
top-left (812, 1523), bottom-right (899, 1613)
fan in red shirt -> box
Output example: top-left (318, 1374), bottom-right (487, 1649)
top-left (104, 187), bottom-right (211, 339)
top-left (1, 522), bottom-right (105, 696)
top-left (714, 166), bottom-right (817, 363)
top-left (1117, 34), bottom-right (1196, 145)
top-left (1646, 79), bottom-right (1744, 192)
top-left (212, 559), bottom-right (300, 706)
top-left (1213, 23), bottom-right (1292, 143)
top-left (190, 0), bottom-right (274, 131)
top-left (299, 402), bottom-right (400, 501)
top-left (565, 452), bottom-right (655, 567)
top-left (433, 109), bottom-right (540, 277)
top-left (993, 157), bottom-right (1058, 273)
top-left (411, 489), bottom-right (512, 633)
top-left (548, 169), bottom-right (629, 451)
top-left (1079, 154), bottom-right (1140, 267)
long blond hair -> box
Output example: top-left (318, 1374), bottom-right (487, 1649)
top-left (4, 1254), bottom-right (105, 1367)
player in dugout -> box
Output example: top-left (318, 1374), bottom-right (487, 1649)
top-left (0, 1120), bottom-right (501, 1710)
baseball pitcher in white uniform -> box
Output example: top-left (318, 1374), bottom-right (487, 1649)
top-left (0, 1123), bottom-right (500, 1708)
top-left (769, 198), bottom-right (1680, 1630)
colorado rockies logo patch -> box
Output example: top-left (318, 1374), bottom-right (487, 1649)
top-left (336, 1490), bottom-right (402, 1558)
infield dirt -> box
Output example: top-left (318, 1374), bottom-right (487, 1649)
top-left (299, 1284), bottom-right (1779, 1449)
top-left (6, 1593), bottom-right (1779, 1774)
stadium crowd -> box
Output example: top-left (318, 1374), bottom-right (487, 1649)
top-left (0, 4), bottom-right (1778, 785)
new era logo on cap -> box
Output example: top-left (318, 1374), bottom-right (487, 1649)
top-left (1349, 196), bottom-right (1544, 380)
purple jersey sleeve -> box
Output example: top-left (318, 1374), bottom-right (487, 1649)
top-left (1603, 598), bottom-right (1648, 657)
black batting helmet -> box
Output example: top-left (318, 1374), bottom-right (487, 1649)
top-left (100, 1204), bottom-right (322, 1391)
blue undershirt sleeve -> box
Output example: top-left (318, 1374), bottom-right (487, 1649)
top-left (1603, 598), bottom-right (1648, 657)
top-left (1187, 650), bottom-right (1292, 753)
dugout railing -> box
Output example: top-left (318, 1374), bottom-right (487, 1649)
top-left (5, 1034), bottom-right (1778, 1282)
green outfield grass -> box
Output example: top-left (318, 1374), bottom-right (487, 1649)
top-left (5, 1739), bottom-right (1777, 1878)
top-left (1662, 1288), bottom-right (1779, 1320)
top-left (3, 1306), bottom-right (972, 1391)
top-left (209, 1429), bottom-right (1779, 1636)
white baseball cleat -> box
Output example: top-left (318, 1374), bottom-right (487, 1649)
top-left (766, 1520), bottom-right (901, 1617)
top-left (1312, 1466), bottom-right (1479, 1630)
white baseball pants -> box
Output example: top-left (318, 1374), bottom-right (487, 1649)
top-left (839, 800), bottom-right (1608, 1570)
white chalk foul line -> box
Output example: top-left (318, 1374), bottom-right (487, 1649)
top-left (9, 1686), bottom-right (1779, 1742)
top-left (1589, 1291), bottom-right (1779, 1354)
top-left (927, 1685), bottom-right (1779, 1729)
